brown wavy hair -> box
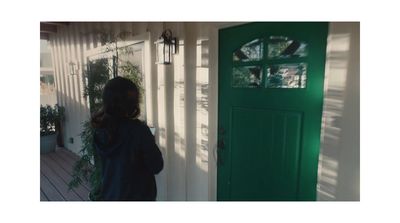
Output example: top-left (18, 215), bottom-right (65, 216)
top-left (91, 76), bottom-right (140, 145)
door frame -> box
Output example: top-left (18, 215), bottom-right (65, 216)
top-left (208, 23), bottom-right (246, 201)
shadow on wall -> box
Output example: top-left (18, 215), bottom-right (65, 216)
top-left (196, 38), bottom-right (210, 166)
top-left (154, 36), bottom-right (211, 201)
top-left (193, 38), bottom-right (210, 199)
top-left (56, 90), bottom-right (90, 155)
top-left (318, 31), bottom-right (355, 200)
top-left (196, 81), bottom-right (209, 169)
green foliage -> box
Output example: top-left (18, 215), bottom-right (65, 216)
top-left (69, 120), bottom-right (103, 200)
top-left (120, 59), bottom-right (144, 120)
top-left (232, 67), bottom-right (261, 88)
top-left (40, 104), bottom-right (64, 136)
top-left (83, 58), bottom-right (111, 114)
top-left (269, 41), bottom-right (291, 58)
top-left (69, 59), bottom-right (110, 200)
top-left (119, 61), bottom-right (144, 95)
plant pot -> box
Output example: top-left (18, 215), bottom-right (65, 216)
top-left (40, 133), bottom-right (57, 154)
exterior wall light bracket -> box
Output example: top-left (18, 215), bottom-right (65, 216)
top-left (154, 29), bottom-right (178, 64)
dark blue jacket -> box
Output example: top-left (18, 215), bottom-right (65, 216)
top-left (94, 119), bottom-right (163, 201)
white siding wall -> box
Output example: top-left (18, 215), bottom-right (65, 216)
top-left (49, 22), bottom-right (221, 201)
top-left (49, 22), bottom-right (359, 201)
top-left (317, 22), bottom-right (360, 201)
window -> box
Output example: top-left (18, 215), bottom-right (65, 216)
top-left (268, 36), bottom-right (308, 59)
top-left (266, 63), bottom-right (307, 88)
top-left (233, 39), bottom-right (263, 62)
top-left (232, 66), bottom-right (263, 88)
top-left (86, 42), bottom-right (147, 120)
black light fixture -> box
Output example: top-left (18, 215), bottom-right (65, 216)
top-left (69, 61), bottom-right (78, 76)
top-left (154, 29), bottom-right (178, 64)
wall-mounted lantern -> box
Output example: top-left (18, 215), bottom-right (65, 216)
top-left (69, 61), bottom-right (79, 76)
top-left (154, 29), bottom-right (178, 64)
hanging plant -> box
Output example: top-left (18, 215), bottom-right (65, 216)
top-left (69, 58), bottom-right (110, 200)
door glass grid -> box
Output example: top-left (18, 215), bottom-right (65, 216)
top-left (266, 63), bottom-right (307, 88)
top-left (232, 36), bottom-right (308, 89)
top-left (232, 66), bottom-right (263, 88)
top-left (233, 38), bottom-right (263, 62)
top-left (268, 36), bottom-right (308, 59)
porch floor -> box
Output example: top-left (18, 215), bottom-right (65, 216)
top-left (40, 148), bottom-right (90, 201)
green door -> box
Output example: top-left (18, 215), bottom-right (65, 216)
top-left (217, 22), bottom-right (328, 201)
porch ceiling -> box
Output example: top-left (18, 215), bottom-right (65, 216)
top-left (40, 22), bottom-right (69, 40)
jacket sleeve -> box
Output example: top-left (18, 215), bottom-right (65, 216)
top-left (139, 124), bottom-right (164, 174)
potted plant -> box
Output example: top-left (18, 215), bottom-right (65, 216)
top-left (40, 104), bottom-right (64, 154)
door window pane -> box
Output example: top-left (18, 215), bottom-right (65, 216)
top-left (268, 36), bottom-right (307, 59)
top-left (266, 63), bottom-right (307, 88)
top-left (233, 39), bottom-right (263, 62)
top-left (232, 66), bottom-right (263, 88)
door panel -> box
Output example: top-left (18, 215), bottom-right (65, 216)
top-left (217, 22), bottom-right (328, 201)
top-left (230, 108), bottom-right (302, 200)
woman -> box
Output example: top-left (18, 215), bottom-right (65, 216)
top-left (92, 76), bottom-right (163, 201)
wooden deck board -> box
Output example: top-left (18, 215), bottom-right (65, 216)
top-left (40, 159), bottom-right (82, 201)
top-left (47, 151), bottom-right (91, 190)
top-left (40, 172), bottom-right (65, 201)
top-left (41, 154), bottom-right (90, 200)
top-left (47, 151), bottom-right (91, 191)
top-left (40, 148), bottom-right (90, 201)
top-left (58, 148), bottom-right (80, 162)
top-left (40, 189), bottom-right (48, 201)
top-left (55, 149), bottom-right (92, 190)
top-left (52, 149), bottom-right (90, 190)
